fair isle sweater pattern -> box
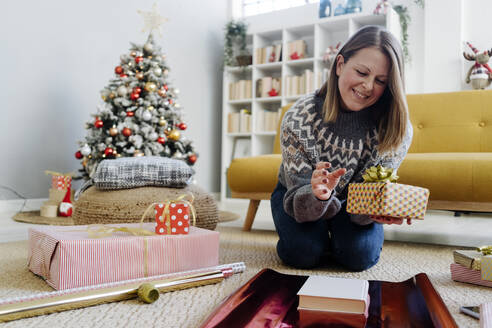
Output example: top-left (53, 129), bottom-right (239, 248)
top-left (278, 92), bottom-right (413, 224)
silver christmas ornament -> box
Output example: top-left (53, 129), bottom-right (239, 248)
top-left (144, 43), bottom-right (153, 53)
top-left (117, 86), bottom-right (128, 97)
top-left (153, 67), bottom-right (162, 76)
top-left (149, 132), bottom-right (158, 141)
top-left (173, 88), bottom-right (180, 94)
top-left (142, 110), bottom-right (152, 121)
top-left (80, 145), bottom-right (91, 156)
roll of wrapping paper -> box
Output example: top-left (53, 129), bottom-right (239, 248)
top-left (0, 262), bottom-right (245, 323)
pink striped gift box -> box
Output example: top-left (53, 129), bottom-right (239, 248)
top-left (481, 302), bottom-right (492, 328)
top-left (450, 263), bottom-right (492, 288)
top-left (28, 223), bottom-right (219, 290)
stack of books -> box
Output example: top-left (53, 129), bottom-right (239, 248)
top-left (255, 44), bottom-right (282, 64)
top-left (284, 70), bottom-right (315, 97)
top-left (228, 80), bottom-right (252, 100)
top-left (297, 275), bottom-right (370, 328)
top-left (450, 249), bottom-right (492, 288)
top-left (227, 109), bottom-right (251, 133)
top-left (256, 77), bottom-right (281, 98)
top-left (287, 40), bottom-right (307, 60)
top-left (256, 108), bottom-right (282, 132)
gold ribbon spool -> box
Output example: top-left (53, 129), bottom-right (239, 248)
top-left (137, 283), bottom-right (159, 304)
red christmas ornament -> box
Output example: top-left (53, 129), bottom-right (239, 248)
top-left (94, 118), bottom-right (104, 128)
top-left (178, 123), bottom-right (187, 130)
top-left (130, 92), bottom-right (139, 100)
top-left (122, 127), bottom-right (132, 137)
top-left (126, 111), bottom-right (135, 117)
top-left (188, 154), bottom-right (197, 164)
top-left (168, 99), bottom-right (173, 105)
top-left (268, 88), bottom-right (278, 97)
top-left (157, 136), bottom-right (166, 144)
top-left (114, 66), bottom-right (123, 74)
top-left (75, 151), bottom-right (83, 159)
top-left (133, 87), bottom-right (142, 94)
top-left (104, 147), bottom-right (114, 156)
top-left (135, 56), bottom-right (144, 64)
top-left (120, 74), bottom-right (128, 78)
top-left (163, 84), bottom-right (169, 91)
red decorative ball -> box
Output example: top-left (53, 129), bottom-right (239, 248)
top-left (133, 87), bottom-right (142, 94)
top-left (178, 123), bottom-right (187, 130)
top-left (126, 111), bottom-right (135, 117)
top-left (75, 151), bottom-right (83, 159)
top-left (120, 74), bottom-right (128, 78)
top-left (157, 136), bottom-right (166, 144)
top-left (135, 56), bottom-right (144, 64)
top-left (104, 147), bottom-right (114, 156)
top-left (94, 119), bottom-right (104, 128)
top-left (163, 84), bottom-right (169, 91)
top-left (122, 127), bottom-right (132, 137)
top-left (115, 66), bottom-right (123, 74)
top-left (130, 92), bottom-right (139, 100)
top-left (168, 99), bottom-right (173, 105)
top-left (188, 154), bottom-right (197, 164)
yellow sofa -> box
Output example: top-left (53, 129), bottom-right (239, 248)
top-left (227, 90), bottom-right (492, 230)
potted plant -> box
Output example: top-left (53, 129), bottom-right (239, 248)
top-left (224, 20), bottom-right (251, 67)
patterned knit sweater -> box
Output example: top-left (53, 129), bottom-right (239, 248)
top-left (278, 91), bottom-right (413, 225)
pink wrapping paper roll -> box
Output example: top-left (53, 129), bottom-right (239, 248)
top-left (28, 223), bottom-right (219, 290)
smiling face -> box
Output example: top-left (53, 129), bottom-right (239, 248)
top-left (335, 47), bottom-right (390, 112)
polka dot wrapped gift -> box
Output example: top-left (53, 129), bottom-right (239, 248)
top-left (149, 193), bottom-right (196, 235)
top-left (346, 166), bottom-right (430, 220)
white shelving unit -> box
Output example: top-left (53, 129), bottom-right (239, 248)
top-left (221, 10), bottom-right (401, 202)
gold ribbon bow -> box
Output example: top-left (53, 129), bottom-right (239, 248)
top-left (362, 165), bottom-right (399, 183)
top-left (478, 245), bottom-right (492, 255)
top-left (140, 193), bottom-right (197, 235)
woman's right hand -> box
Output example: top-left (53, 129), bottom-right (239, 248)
top-left (311, 162), bottom-right (347, 201)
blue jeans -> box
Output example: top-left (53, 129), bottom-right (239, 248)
top-left (271, 182), bottom-right (384, 271)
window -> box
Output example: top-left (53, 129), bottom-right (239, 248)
top-left (242, 0), bottom-right (319, 17)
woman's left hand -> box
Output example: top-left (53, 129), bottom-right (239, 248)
top-left (370, 215), bottom-right (412, 225)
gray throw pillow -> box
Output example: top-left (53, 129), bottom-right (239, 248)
top-left (93, 156), bottom-right (194, 190)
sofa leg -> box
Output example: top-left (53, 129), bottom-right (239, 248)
top-left (243, 200), bottom-right (260, 231)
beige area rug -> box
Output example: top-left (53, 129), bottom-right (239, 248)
top-left (0, 226), bottom-right (490, 327)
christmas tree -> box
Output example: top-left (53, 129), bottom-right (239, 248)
top-left (75, 5), bottom-right (197, 179)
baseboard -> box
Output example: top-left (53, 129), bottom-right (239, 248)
top-left (0, 198), bottom-right (46, 214)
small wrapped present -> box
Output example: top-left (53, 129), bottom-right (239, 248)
top-left (450, 263), bottom-right (492, 288)
top-left (152, 194), bottom-right (196, 235)
top-left (45, 170), bottom-right (73, 191)
top-left (346, 166), bottom-right (430, 220)
top-left (28, 222), bottom-right (219, 290)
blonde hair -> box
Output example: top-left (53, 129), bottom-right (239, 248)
top-left (318, 25), bottom-right (408, 154)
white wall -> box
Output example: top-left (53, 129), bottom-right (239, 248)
top-left (0, 0), bottom-right (227, 199)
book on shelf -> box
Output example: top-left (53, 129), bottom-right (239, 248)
top-left (256, 77), bottom-right (281, 98)
top-left (297, 275), bottom-right (369, 314)
top-left (287, 39), bottom-right (307, 60)
top-left (228, 80), bottom-right (252, 101)
top-left (227, 109), bottom-right (251, 133)
top-left (256, 108), bottom-right (282, 132)
top-left (255, 44), bottom-right (282, 64)
top-left (285, 70), bottom-right (314, 96)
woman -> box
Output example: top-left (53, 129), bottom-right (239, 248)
top-left (271, 25), bottom-right (413, 271)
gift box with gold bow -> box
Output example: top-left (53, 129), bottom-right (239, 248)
top-left (346, 166), bottom-right (430, 220)
top-left (152, 194), bottom-right (196, 235)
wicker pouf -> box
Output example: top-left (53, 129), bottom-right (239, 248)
top-left (73, 184), bottom-right (218, 230)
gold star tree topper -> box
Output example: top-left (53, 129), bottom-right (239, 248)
top-left (137, 3), bottom-right (168, 36)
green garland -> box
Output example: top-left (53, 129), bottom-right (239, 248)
top-left (393, 5), bottom-right (410, 63)
top-left (224, 20), bottom-right (248, 67)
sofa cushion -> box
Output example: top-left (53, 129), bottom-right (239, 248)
top-left (398, 152), bottom-right (492, 202)
top-left (227, 154), bottom-right (282, 194)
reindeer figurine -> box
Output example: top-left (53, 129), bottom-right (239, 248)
top-left (463, 42), bottom-right (492, 89)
